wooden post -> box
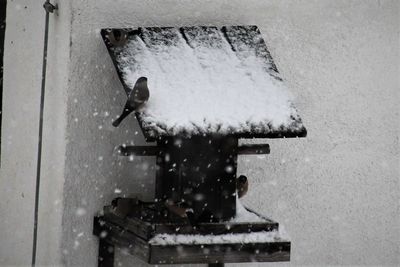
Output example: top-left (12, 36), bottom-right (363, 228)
top-left (98, 239), bottom-right (114, 267)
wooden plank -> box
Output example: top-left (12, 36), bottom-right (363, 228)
top-left (182, 26), bottom-right (226, 49)
top-left (98, 239), bottom-right (115, 267)
top-left (149, 242), bottom-right (290, 264)
top-left (104, 211), bottom-right (278, 238)
top-left (222, 25), bottom-right (280, 79)
top-left (119, 145), bottom-right (161, 156)
top-left (154, 218), bottom-right (278, 236)
top-left (102, 198), bottom-right (279, 238)
top-left (237, 144), bottom-right (270, 154)
top-left (102, 207), bottom-right (155, 240)
top-left (140, 27), bottom-right (182, 49)
top-left (94, 216), bottom-right (150, 263)
top-left (105, 208), bottom-right (278, 238)
top-left (94, 215), bottom-right (290, 265)
top-left (151, 206), bottom-right (279, 235)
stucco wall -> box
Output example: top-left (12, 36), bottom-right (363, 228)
top-left (0, 1), bottom-right (45, 265)
top-left (1, 0), bottom-right (399, 266)
top-left (63, 0), bottom-right (399, 266)
top-left (35, 1), bottom-right (71, 265)
top-left (0, 0), bottom-right (72, 266)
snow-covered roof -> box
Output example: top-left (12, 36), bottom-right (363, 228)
top-left (102, 26), bottom-right (306, 139)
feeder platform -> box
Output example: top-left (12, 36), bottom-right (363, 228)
top-left (93, 198), bottom-right (290, 266)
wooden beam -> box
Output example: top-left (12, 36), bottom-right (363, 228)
top-left (238, 144), bottom-right (270, 154)
top-left (98, 239), bottom-right (114, 267)
top-left (119, 145), bottom-right (160, 156)
top-left (94, 215), bottom-right (290, 265)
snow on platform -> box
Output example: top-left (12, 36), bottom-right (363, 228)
top-left (230, 196), bottom-right (266, 223)
top-left (149, 230), bottom-right (288, 246)
top-left (107, 26), bottom-right (306, 138)
top-left (149, 197), bottom-right (288, 246)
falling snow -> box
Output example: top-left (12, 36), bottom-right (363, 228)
top-left (114, 188), bottom-right (122, 194)
top-left (75, 207), bottom-right (87, 216)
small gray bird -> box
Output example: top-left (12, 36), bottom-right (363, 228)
top-left (112, 77), bottom-right (149, 127)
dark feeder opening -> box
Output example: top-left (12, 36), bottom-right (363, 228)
top-left (155, 136), bottom-right (238, 222)
top-left (94, 26), bottom-right (307, 267)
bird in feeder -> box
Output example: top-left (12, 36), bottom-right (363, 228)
top-left (164, 199), bottom-right (191, 218)
top-left (236, 175), bottom-right (248, 198)
top-left (112, 77), bottom-right (150, 127)
top-left (107, 29), bottom-right (128, 47)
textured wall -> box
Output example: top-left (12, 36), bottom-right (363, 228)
top-left (0, 1), bottom-right (45, 265)
top-left (63, 0), bottom-right (399, 266)
top-left (35, 1), bottom-right (72, 265)
top-left (1, 0), bottom-right (399, 266)
top-left (0, 1), bottom-right (72, 266)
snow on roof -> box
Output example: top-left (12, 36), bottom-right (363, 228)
top-left (104, 26), bottom-right (306, 138)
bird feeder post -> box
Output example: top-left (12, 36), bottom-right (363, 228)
top-left (98, 239), bottom-right (115, 267)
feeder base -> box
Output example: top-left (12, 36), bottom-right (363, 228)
top-left (93, 198), bottom-right (290, 266)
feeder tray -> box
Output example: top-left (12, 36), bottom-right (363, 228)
top-left (94, 25), bottom-right (306, 267)
top-left (93, 198), bottom-right (290, 265)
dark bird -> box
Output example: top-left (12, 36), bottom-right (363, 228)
top-left (112, 77), bottom-right (150, 127)
top-left (164, 199), bottom-right (219, 227)
top-left (107, 29), bottom-right (128, 47)
top-left (164, 199), bottom-right (191, 218)
top-left (164, 199), bottom-right (200, 227)
top-left (236, 175), bottom-right (248, 198)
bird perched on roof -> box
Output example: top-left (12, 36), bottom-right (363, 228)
top-left (112, 77), bottom-right (150, 127)
top-left (236, 175), bottom-right (248, 198)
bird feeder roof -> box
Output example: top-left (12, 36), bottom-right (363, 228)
top-left (101, 26), bottom-right (306, 140)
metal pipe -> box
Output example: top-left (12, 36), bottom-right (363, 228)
top-left (32, 1), bottom-right (57, 266)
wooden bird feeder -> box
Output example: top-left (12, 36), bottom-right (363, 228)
top-left (94, 26), bottom-right (307, 267)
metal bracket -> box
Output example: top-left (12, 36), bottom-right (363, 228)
top-left (43, 1), bottom-right (58, 13)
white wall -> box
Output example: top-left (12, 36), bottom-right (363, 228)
top-left (1, 0), bottom-right (399, 266)
top-left (0, 1), bottom-right (45, 265)
top-left (35, 1), bottom-right (71, 265)
top-left (0, 1), bottom-right (72, 266)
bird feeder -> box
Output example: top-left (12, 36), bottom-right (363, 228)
top-left (93, 26), bottom-right (307, 267)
